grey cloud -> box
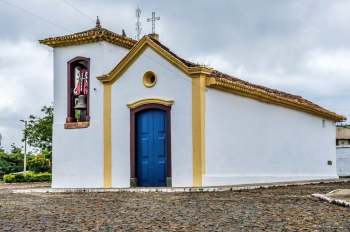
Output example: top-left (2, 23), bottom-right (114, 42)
top-left (0, 0), bottom-right (349, 151)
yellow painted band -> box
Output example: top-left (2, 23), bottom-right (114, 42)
top-left (192, 74), bottom-right (206, 187)
top-left (104, 84), bottom-right (112, 188)
top-left (127, 98), bottom-right (174, 109)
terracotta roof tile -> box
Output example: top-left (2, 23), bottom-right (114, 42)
top-left (148, 39), bottom-right (344, 120)
top-left (39, 23), bottom-right (137, 49)
top-left (147, 36), bottom-right (199, 68)
top-left (207, 70), bottom-right (326, 111)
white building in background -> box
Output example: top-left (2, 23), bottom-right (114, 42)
top-left (336, 126), bottom-right (350, 146)
top-left (336, 146), bottom-right (350, 177)
top-left (40, 18), bottom-right (346, 188)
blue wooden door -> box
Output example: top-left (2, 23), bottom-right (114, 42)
top-left (136, 109), bottom-right (167, 187)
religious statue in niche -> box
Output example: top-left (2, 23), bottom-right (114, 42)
top-left (74, 69), bottom-right (88, 96)
top-left (74, 68), bottom-right (89, 121)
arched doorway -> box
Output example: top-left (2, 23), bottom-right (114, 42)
top-left (130, 104), bottom-right (172, 187)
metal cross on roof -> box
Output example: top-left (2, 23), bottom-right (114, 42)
top-left (147, 12), bottom-right (160, 34)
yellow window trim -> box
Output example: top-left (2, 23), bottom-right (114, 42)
top-left (127, 98), bottom-right (174, 109)
top-left (143, 71), bottom-right (158, 88)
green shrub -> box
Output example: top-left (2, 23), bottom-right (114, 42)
top-left (14, 173), bottom-right (25, 182)
top-left (31, 173), bottom-right (51, 182)
top-left (24, 172), bottom-right (34, 182)
top-left (3, 174), bottom-right (15, 183)
top-left (3, 173), bottom-right (51, 183)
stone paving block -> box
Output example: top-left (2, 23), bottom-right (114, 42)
top-left (1, 182), bottom-right (350, 231)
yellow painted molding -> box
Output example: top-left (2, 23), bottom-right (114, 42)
top-left (103, 84), bottom-right (112, 188)
top-left (97, 42), bottom-right (149, 84)
top-left (192, 73), bottom-right (206, 187)
top-left (188, 66), bottom-right (212, 75)
top-left (205, 77), bottom-right (216, 86)
top-left (207, 78), bottom-right (346, 122)
top-left (127, 98), bottom-right (174, 109)
top-left (96, 36), bottom-right (213, 84)
top-left (39, 31), bottom-right (136, 49)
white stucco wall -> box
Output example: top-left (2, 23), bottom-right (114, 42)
top-left (336, 146), bottom-right (350, 177)
top-left (52, 42), bottom-right (129, 188)
top-left (204, 88), bottom-right (338, 186)
top-left (111, 48), bottom-right (193, 188)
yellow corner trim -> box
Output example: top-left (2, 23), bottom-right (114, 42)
top-left (127, 98), bottom-right (174, 109)
top-left (103, 84), bottom-right (112, 188)
top-left (192, 73), bottom-right (206, 187)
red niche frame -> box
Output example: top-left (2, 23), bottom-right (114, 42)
top-left (66, 56), bottom-right (90, 123)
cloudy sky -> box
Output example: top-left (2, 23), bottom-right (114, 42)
top-left (0, 0), bottom-right (350, 152)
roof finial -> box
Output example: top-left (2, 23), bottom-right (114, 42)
top-left (96, 16), bottom-right (101, 28)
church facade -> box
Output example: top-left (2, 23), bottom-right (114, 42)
top-left (40, 19), bottom-right (346, 188)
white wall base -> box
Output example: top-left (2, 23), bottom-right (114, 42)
top-left (202, 175), bottom-right (339, 187)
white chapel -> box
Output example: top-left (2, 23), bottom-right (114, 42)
top-left (39, 18), bottom-right (346, 188)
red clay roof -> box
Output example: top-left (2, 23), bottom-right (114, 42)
top-left (207, 70), bottom-right (326, 111)
top-left (147, 37), bottom-right (345, 120)
top-left (39, 18), bottom-right (137, 49)
top-left (148, 36), bottom-right (199, 68)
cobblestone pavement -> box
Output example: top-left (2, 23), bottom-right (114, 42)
top-left (0, 182), bottom-right (350, 231)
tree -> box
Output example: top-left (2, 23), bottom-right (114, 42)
top-left (23, 105), bottom-right (53, 153)
top-left (0, 144), bottom-right (33, 179)
top-left (10, 143), bottom-right (21, 154)
top-left (28, 150), bottom-right (52, 173)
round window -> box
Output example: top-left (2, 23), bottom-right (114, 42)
top-left (143, 71), bottom-right (157, 88)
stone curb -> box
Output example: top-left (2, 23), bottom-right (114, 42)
top-left (312, 191), bottom-right (350, 208)
top-left (10, 179), bottom-right (350, 194)
top-left (0, 183), bottom-right (51, 190)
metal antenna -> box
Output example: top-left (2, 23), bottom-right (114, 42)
top-left (135, 6), bottom-right (142, 40)
top-left (147, 12), bottom-right (160, 34)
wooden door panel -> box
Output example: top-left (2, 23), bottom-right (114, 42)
top-left (136, 109), bottom-right (167, 187)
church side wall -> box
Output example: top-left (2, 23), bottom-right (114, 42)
top-left (204, 88), bottom-right (338, 186)
top-left (52, 42), bottom-right (129, 188)
top-left (111, 48), bottom-right (193, 188)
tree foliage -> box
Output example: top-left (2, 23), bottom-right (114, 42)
top-left (0, 146), bottom-right (51, 179)
top-left (0, 144), bottom-right (29, 179)
top-left (28, 150), bottom-right (52, 174)
top-left (0, 105), bottom-right (53, 180)
top-left (24, 105), bottom-right (53, 152)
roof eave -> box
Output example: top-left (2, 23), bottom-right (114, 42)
top-left (39, 31), bottom-right (137, 49)
top-left (206, 77), bottom-right (346, 122)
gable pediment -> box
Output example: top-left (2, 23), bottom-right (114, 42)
top-left (96, 36), bottom-right (212, 84)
